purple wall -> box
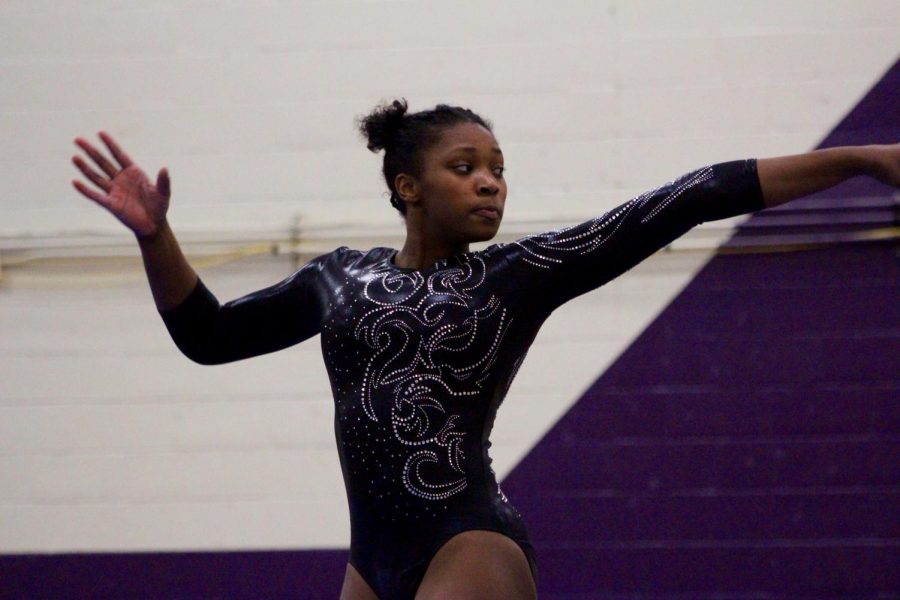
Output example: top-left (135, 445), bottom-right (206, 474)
top-left (1, 550), bottom-right (349, 599)
top-left (3, 60), bottom-right (897, 600)
top-left (501, 57), bottom-right (900, 598)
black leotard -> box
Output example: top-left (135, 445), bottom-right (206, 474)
top-left (159, 159), bottom-right (764, 598)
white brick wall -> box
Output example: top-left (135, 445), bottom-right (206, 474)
top-left (1, 1), bottom-right (898, 553)
top-left (2, 1), bottom-right (897, 235)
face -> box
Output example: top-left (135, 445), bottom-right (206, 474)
top-left (399, 122), bottom-right (507, 244)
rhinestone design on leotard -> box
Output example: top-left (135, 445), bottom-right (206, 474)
top-left (353, 255), bottom-right (514, 501)
top-left (511, 165), bottom-right (715, 269)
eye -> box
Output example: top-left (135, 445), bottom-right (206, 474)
top-left (453, 163), bottom-right (472, 174)
top-left (493, 166), bottom-right (505, 177)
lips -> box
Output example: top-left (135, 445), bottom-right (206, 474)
top-left (473, 206), bottom-right (500, 220)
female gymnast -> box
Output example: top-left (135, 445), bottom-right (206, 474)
top-left (71, 99), bottom-right (899, 599)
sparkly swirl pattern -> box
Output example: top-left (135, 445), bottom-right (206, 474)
top-left (512, 166), bottom-right (714, 268)
top-left (353, 255), bottom-right (514, 501)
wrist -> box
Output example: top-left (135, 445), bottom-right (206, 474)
top-left (136, 219), bottom-right (170, 246)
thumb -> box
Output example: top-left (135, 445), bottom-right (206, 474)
top-left (156, 168), bottom-right (171, 198)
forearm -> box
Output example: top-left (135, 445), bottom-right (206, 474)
top-left (756, 146), bottom-right (871, 208)
top-left (137, 219), bottom-right (199, 311)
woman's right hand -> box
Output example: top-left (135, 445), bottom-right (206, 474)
top-left (71, 131), bottom-right (171, 241)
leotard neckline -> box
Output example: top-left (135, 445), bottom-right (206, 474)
top-left (383, 247), bottom-right (474, 274)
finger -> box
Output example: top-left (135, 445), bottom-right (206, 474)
top-left (156, 168), bottom-right (170, 198)
top-left (72, 155), bottom-right (110, 192)
top-left (72, 179), bottom-right (113, 211)
top-left (98, 131), bottom-right (134, 169)
top-left (74, 136), bottom-right (118, 178)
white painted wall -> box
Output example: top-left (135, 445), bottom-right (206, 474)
top-left (2, 1), bottom-right (897, 237)
top-left (1, 1), bottom-right (898, 553)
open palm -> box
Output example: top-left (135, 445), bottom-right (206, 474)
top-left (71, 131), bottom-right (170, 240)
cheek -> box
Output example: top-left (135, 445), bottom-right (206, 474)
top-left (425, 174), bottom-right (466, 203)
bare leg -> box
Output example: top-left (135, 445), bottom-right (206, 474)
top-left (415, 530), bottom-right (537, 599)
top-left (339, 563), bottom-right (379, 600)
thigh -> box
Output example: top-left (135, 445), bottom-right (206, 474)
top-left (415, 530), bottom-right (537, 600)
top-left (339, 563), bottom-right (379, 600)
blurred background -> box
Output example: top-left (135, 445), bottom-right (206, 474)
top-left (1, 1), bottom-right (898, 597)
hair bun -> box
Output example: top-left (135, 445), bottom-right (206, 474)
top-left (357, 98), bottom-right (409, 152)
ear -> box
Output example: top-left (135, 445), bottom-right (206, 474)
top-left (394, 173), bottom-right (420, 206)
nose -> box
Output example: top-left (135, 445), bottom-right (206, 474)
top-left (478, 176), bottom-right (499, 196)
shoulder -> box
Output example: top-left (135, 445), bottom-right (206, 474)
top-left (335, 245), bottom-right (391, 267)
top-left (306, 245), bottom-right (364, 265)
top-left (306, 245), bottom-right (395, 274)
top-left (476, 226), bottom-right (592, 272)
top-left (283, 246), bottom-right (357, 284)
top-left (465, 241), bottom-right (523, 284)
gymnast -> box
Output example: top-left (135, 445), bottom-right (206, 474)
top-left (71, 99), bottom-right (899, 599)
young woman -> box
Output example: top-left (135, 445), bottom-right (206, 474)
top-left (72, 99), bottom-right (899, 599)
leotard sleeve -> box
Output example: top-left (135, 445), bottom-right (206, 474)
top-left (158, 250), bottom-right (336, 364)
top-left (502, 159), bottom-right (765, 315)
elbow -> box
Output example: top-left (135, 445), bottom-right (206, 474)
top-left (183, 352), bottom-right (225, 366)
top-left (170, 338), bottom-right (229, 366)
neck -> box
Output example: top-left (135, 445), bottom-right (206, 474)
top-left (393, 222), bottom-right (469, 270)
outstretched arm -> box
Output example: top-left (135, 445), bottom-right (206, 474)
top-left (757, 143), bottom-right (900, 208)
top-left (72, 131), bottom-right (328, 364)
top-left (504, 144), bottom-right (900, 314)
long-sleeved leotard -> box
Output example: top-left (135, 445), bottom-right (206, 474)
top-left (159, 159), bottom-right (764, 599)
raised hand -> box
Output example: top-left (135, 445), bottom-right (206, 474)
top-left (71, 131), bottom-right (171, 241)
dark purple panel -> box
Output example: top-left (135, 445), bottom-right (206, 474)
top-left (603, 331), bottom-right (899, 387)
top-left (0, 549), bottom-right (348, 600)
top-left (695, 244), bottom-right (898, 288)
top-left (510, 438), bottom-right (898, 492)
top-left (542, 388), bottom-right (900, 440)
top-left (519, 490), bottom-right (900, 542)
top-left (534, 545), bottom-right (898, 595)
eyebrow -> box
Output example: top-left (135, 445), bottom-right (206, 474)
top-left (447, 145), bottom-right (503, 155)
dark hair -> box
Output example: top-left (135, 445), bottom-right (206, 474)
top-left (356, 98), bottom-right (493, 216)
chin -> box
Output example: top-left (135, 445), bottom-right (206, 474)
top-left (467, 227), bottom-right (500, 243)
